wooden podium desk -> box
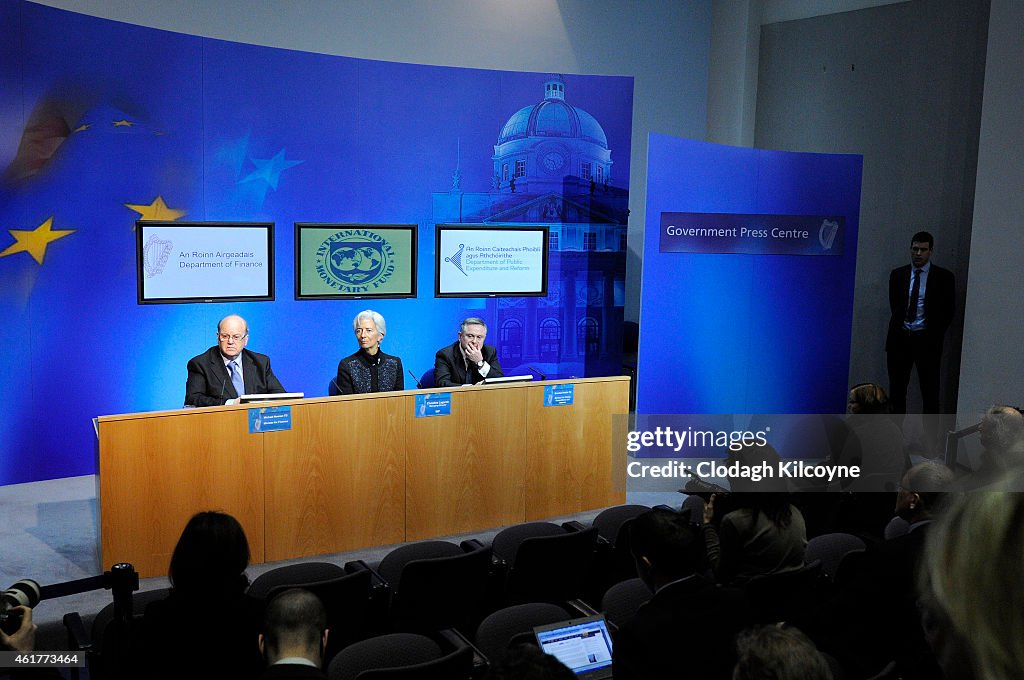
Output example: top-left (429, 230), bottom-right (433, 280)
top-left (97, 376), bottom-right (628, 577)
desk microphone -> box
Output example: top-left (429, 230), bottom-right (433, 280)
top-left (407, 370), bottom-right (423, 389)
top-left (526, 365), bottom-right (547, 381)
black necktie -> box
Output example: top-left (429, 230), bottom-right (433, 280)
top-left (905, 268), bottom-right (922, 324)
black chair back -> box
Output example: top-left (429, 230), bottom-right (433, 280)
top-left (328, 633), bottom-right (442, 680)
top-left (505, 526), bottom-right (599, 604)
top-left (390, 544), bottom-right (492, 633)
top-left (475, 602), bottom-right (569, 664)
top-left (357, 645), bottom-right (473, 680)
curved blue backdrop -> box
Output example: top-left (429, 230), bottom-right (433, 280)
top-left (0, 1), bottom-right (641, 485)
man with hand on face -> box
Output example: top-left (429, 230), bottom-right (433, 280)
top-left (434, 317), bottom-right (504, 387)
top-left (184, 314), bottom-right (286, 407)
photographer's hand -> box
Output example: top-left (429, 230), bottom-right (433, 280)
top-left (0, 605), bottom-right (36, 651)
top-left (702, 493), bottom-right (717, 525)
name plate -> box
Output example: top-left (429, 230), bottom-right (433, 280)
top-left (544, 384), bottom-right (575, 407)
top-left (248, 405), bottom-right (292, 433)
top-left (415, 392), bottom-right (452, 418)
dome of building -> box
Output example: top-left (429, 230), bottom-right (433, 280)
top-left (496, 78), bottom-right (608, 149)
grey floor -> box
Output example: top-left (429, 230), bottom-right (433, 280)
top-left (0, 475), bottom-right (678, 653)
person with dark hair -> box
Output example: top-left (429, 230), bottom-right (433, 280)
top-left (141, 511), bottom-right (265, 679)
top-left (885, 231), bottom-right (955, 415)
top-left (259, 589), bottom-right (329, 679)
top-left (483, 643), bottom-right (575, 680)
top-left (733, 624), bottom-right (833, 680)
top-left (702, 492), bottom-right (807, 585)
top-left (612, 508), bottom-right (750, 680)
top-left (434, 317), bottom-right (504, 386)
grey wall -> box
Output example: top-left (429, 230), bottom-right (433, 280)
top-left (30, 0), bottom-right (714, 325)
top-left (958, 0), bottom-right (1024, 425)
top-left (753, 0), bottom-right (989, 413)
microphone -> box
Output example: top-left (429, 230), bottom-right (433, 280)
top-left (407, 370), bottom-right (423, 389)
top-left (329, 376), bottom-right (345, 396)
top-left (217, 376), bottom-right (228, 404)
top-left (526, 365), bottom-right (547, 381)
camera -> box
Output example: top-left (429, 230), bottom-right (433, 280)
top-left (0, 579), bottom-right (41, 635)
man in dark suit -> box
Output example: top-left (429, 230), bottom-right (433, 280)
top-left (184, 314), bottom-right (286, 407)
top-left (823, 462), bottom-right (953, 678)
top-left (886, 231), bottom-right (955, 414)
top-left (433, 317), bottom-right (504, 387)
top-left (612, 508), bottom-right (751, 680)
top-left (258, 588), bottom-right (329, 679)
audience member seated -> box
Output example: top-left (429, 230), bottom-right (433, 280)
top-left (483, 643), bottom-right (575, 680)
top-left (820, 462), bottom-right (953, 678)
top-left (259, 588), bottom-right (329, 679)
top-left (732, 624), bottom-right (833, 680)
top-left (140, 511), bottom-right (265, 680)
top-left (922, 473), bottom-right (1024, 680)
top-left (957, 404), bottom-right (1024, 489)
top-left (841, 383), bottom-right (907, 485)
top-left (702, 492), bottom-right (807, 585)
top-left (612, 508), bottom-right (750, 680)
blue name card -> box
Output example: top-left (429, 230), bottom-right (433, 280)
top-left (544, 384), bottom-right (575, 407)
top-left (248, 405), bottom-right (292, 433)
top-left (415, 392), bottom-right (452, 418)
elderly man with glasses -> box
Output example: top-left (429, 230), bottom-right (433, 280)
top-left (185, 314), bottom-right (286, 407)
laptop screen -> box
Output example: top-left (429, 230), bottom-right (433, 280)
top-left (534, 615), bottom-right (614, 675)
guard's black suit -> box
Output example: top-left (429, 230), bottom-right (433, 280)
top-left (886, 263), bottom-right (955, 413)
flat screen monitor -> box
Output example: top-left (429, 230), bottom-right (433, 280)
top-left (136, 221), bottom-right (274, 304)
top-left (295, 223), bottom-right (417, 299)
top-left (435, 225), bottom-right (549, 298)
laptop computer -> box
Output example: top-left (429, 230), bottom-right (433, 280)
top-left (534, 614), bottom-right (615, 679)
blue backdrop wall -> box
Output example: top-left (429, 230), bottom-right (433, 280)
top-left (0, 0), bottom-right (635, 485)
top-left (637, 134), bottom-right (863, 415)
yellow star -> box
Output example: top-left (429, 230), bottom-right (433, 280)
top-left (0, 217), bottom-right (75, 265)
top-left (113, 119), bottom-right (134, 127)
top-left (74, 124), bottom-right (91, 133)
top-left (125, 196), bottom-right (187, 226)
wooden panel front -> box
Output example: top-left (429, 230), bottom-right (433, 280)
top-left (525, 379), bottom-right (628, 519)
top-left (405, 387), bottom-right (527, 539)
top-left (262, 396), bottom-right (406, 562)
top-left (98, 409), bottom-right (265, 578)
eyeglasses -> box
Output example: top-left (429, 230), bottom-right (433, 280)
top-left (218, 333), bottom-right (247, 342)
top-left (461, 333), bottom-right (486, 341)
